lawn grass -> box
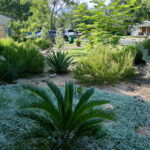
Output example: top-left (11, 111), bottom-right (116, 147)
top-left (67, 47), bottom-right (89, 62)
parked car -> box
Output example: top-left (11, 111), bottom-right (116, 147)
top-left (25, 30), bottom-right (42, 39)
top-left (35, 30), bottom-right (42, 38)
top-left (49, 30), bottom-right (56, 38)
top-left (64, 29), bottom-right (76, 37)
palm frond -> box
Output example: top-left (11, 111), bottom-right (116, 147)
top-left (19, 109), bottom-right (56, 134)
top-left (75, 88), bottom-right (94, 111)
top-left (46, 81), bottom-right (65, 129)
top-left (64, 81), bottom-right (74, 115)
top-left (22, 84), bottom-right (59, 121)
top-left (46, 51), bottom-right (73, 73)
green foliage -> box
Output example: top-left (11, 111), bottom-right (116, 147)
top-left (76, 38), bottom-right (81, 47)
top-left (74, 44), bottom-right (135, 84)
top-left (0, 0), bottom-right (31, 20)
top-left (46, 51), bottom-right (73, 73)
top-left (55, 28), bottom-right (64, 50)
top-left (0, 38), bottom-right (44, 82)
top-left (19, 81), bottom-right (114, 149)
top-left (74, 0), bottom-right (140, 44)
top-left (34, 38), bottom-right (50, 50)
top-left (0, 38), bottom-right (14, 53)
top-left (141, 39), bottom-right (150, 55)
top-left (123, 45), bottom-right (145, 65)
top-left (111, 0), bottom-right (150, 22)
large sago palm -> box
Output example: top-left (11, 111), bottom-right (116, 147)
top-left (20, 81), bottom-right (114, 149)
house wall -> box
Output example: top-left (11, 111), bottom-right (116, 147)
top-left (0, 14), bottom-right (12, 38)
top-left (140, 27), bottom-right (150, 35)
top-left (0, 25), bottom-right (6, 38)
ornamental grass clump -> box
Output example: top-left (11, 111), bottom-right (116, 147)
top-left (19, 81), bottom-right (114, 150)
top-left (74, 44), bottom-right (135, 84)
top-left (46, 51), bottom-right (73, 73)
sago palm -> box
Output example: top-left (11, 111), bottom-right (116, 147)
top-left (20, 81), bottom-right (114, 149)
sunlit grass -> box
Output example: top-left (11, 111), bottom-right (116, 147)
top-left (67, 47), bottom-right (89, 62)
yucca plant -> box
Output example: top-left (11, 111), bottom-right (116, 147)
top-left (20, 81), bottom-right (114, 150)
top-left (46, 51), bottom-right (73, 73)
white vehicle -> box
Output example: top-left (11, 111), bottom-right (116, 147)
top-left (64, 29), bottom-right (76, 37)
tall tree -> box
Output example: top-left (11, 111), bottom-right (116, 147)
top-left (110, 0), bottom-right (150, 22)
top-left (74, 0), bottom-right (140, 44)
top-left (20, 0), bottom-right (77, 30)
top-left (0, 0), bottom-right (31, 20)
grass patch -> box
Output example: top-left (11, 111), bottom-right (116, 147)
top-left (67, 47), bottom-right (89, 62)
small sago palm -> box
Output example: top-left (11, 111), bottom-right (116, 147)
top-left (46, 51), bottom-right (73, 73)
top-left (20, 81), bottom-right (114, 149)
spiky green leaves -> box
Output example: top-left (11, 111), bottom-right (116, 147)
top-left (46, 51), bottom-right (73, 73)
top-left (20, 81), bottom-right (115, 149)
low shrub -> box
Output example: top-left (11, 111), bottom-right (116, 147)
top-left (0, 38), bottom-right (44, 82)
top-left (76, 39), bottom-right (81, 47)
top-left (46, 51), bottom-right (73, 73)
top-left (19, 81), bottom-right (114, 149)
top-left (34, 38), bottom-right (51, 50)
top-left (0, 38), bottom-right (15, 53)
top-left (123, 45), bottom-right (145, 65)
top-left (74, 44), bottom-right (135, 84)
top-left (141, 39), bottom-right (150, 55)
top-left (19, 40), bottom-right (39, 50)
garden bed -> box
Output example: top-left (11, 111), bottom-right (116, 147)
top-left (0, 84), bottom-right (150, 149)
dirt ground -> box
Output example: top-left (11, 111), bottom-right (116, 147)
top-left (15, 65), bottom-right (150, 102)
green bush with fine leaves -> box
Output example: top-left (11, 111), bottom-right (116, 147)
top-left (74, 44), bottom-right (135, 84)
top-left (123, 45), bottom-right (145, 65)
top-left (141, 39), bottom-right (150, 55)
top-left (34, 38), bottom-right (51, 50)
top-left (0, 38), bottom-right (44, 82)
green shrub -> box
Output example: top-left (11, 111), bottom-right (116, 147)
top-left (19, 40), bottom-right (39, 50)
top-left (46, 51), bottom-right (73, 73)
top-left (19, 81), bottom-right (114, 149)
top-left (76, 39), bottom-right (81, 47)
top-left (141, 39), bottom-right (150, 55)
top-left (16, 48), bottom-right (45, 74)
top-left (0, 38), bottom-right (15, 54)
top-left (55, 28), bottom-right (64, 50)
top-left (74, 45), bottom-right (135, 84)
top-left (123, 45), bottom-right (145, 65)
top-left (34, 38), bottom-right (50, 50)
top-left (0, 38), bottom-right (44, 82)
top-left (0, 61), bottom-right (18, 82)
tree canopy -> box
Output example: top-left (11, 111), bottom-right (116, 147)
top-left (0, 0), bottom-right (31, 20)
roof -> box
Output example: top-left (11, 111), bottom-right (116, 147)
top-left (138, 21), bottom-right (150, 27)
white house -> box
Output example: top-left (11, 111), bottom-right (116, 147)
top-left (131, 21), bottom-right (150, 36)
top-left (0, 14), bottom-right (13, 38)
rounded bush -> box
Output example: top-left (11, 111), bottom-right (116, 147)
top-left (74, 45), bottom-right (135, 84)
top-left (0, 38), bottom-right (44, 82)
top-left (123, 45), bottom-right (145, 65)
